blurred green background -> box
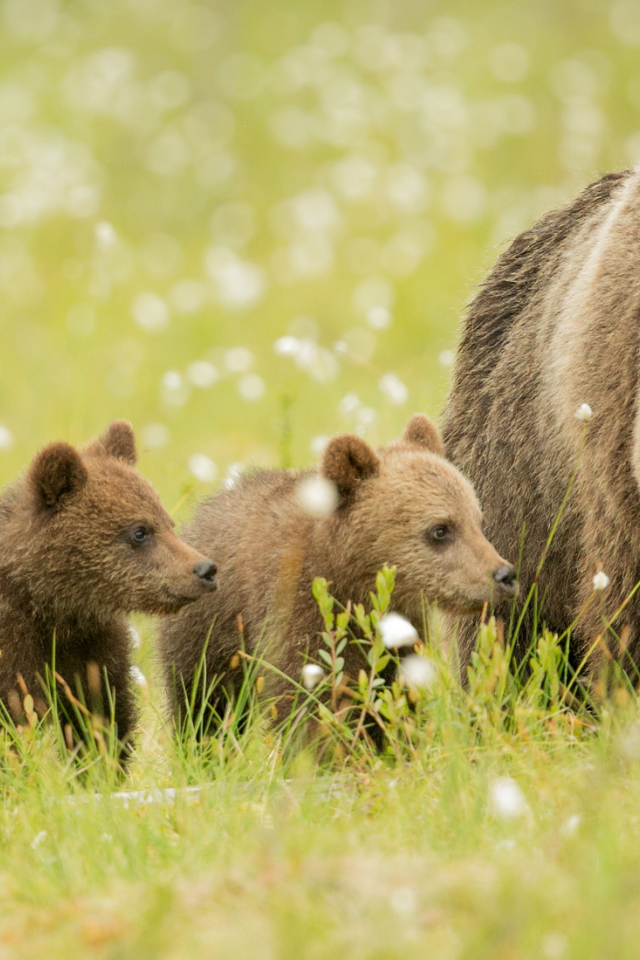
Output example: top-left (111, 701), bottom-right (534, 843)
top-left (1, 0), bottom-right (639, 512)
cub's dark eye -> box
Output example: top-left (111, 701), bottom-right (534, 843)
top-left (120, 525), bottom-right (153, 547)
top-left (427, 523), bottom-right (453, 544)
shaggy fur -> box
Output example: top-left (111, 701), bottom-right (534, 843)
top-left (0, 421), bottom-right (217, 754)
top-left (442, 167), bottom-right (640, 668)
top-left (159, 415), bottom-right (516, 730)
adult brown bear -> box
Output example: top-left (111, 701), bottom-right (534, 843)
top-left (442, 168), bottom-right (639, 670)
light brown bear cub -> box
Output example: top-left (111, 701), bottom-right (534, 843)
top-left (0, 420), bottom-right (217, 756)
top-left (159, 414), bottom-right (516, 731)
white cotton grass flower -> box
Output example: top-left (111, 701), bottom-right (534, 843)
top-left (438, 349), bottom-right (455, 368)
top-left (187, 360), bottom-right (219, 389)
top-left (140, 423), bottom-right (170, 450)
top-left (131, 292), bottom-right (170, 332)
top-left (162, 370), bottom-right (182, 391)
top-left (223, 462), bottom-right (244, 490)
top-left (274, 335), bottom-right (299, 357)
top-left (592, 571), bottom-right (610, 591)
top-left (399, 654), bottom-right (437, 691)
top-left (561, 814), bottom-right (582, 837)
top-left (296, 475), bottom-right (339, 519)
top-left (130, 665), bottom-right (148, 688)
top-left (366, 305), bottom-right (392, 330)
top-left (301, 664), bottom-right (325, 690)
top-left (389, 887), bottom-right (417, 915)
top-left (31, 830), bottom-right (47, 850)
top-left (237, 373), bottom-right (265, 401)
top-left (489, 777), bottom-right (529, 819)
top-left (379, 372), bottom-right (408, 405)
top-left (575, 403), bottom-right (592, 422)
top-left (95, 220), bottom-right (116, 247)
top-left (188, 454), bottom-right (218, 484)
top-left (225, 346), bottom-right (254, 373)
top-left (378, 612), bottom-right (419, 649)
top-left (0, 425), bottom-right (14, 451)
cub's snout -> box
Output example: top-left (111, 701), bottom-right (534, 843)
top-left (193, 560), bottom-right (217, 590)
top-left (492, 563), bottom-right (518, 600)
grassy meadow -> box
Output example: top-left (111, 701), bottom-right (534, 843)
top-left (2, 0), bottom-right (640, 955)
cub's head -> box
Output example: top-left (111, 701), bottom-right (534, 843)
top-left (14, 421), bottom-right (217, 616)
top-left (319, 414), bottom-right (517, 619)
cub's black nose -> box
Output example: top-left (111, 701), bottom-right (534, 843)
top-left (194, 561), bottom-right (217, 588)
top-left (493, 564), bottom-right (517, 594)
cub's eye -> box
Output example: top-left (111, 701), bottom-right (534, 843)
top-left (120, 525), bottom-right (153, 547)
top-left (427, 523), bottom-right (452, 544)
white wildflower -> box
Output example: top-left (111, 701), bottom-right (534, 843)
top-left (0, 426), bottom-right (14, 451)
top-left (379, 612), bottom-right (419, 649)
top-left (399, 654), bottom-right (437, 690)
top-left (187, 360), bottom-right (219, 388)
top-left (389, 887), bottom-right (417, 915)
top-left (592, 571), bottom-right (610, 591)
top-left (274, 335), bottom-right (300, 357)
top-left (131, 292), bottom-right (170, 333)
top-left (31, 830), bottom-right (47, 850)
top-left (130, 665), bottom-right (147, 687)
top-left (301, 664), bottom-right (325, 690)
top-left (296, 475), bottom-right (339, 519)
top-left (140, 423), bottom-right (170, 449)
top-left (128, 625), bottom-right (141, 650)
top-left (438, 349), bottom-right (455, 367)
top-left (309, 435), bottom-right (330, 457)
top-left (339, 393), bottom-right (360, 416)
top-left (95, 220), bottom-right (116, 247)
top-left (489, 777), bottom-right (529, 819)
top-left (575, 403), bottom-right (592, 422)
top-left (162, 371), bottom-right (182, 391)
top-left (223, 463), bottom-right (244, 490)
top-left (225, 346), bottom-right (254, 372)
top-left (237, 373), bottom-right (265, 401)
top-left (366, 306), bottom-right (392, 330)
top-left (188, 454), bottom-right (218, 484)
top-left (561, 814), bottom-right (581, 836)
top-left (379, 372), bottom-right (408, 405)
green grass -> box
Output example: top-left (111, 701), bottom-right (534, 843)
top-left (1, 601), bottom-right (639, 960)
top-left (3, 0), bottom-right (640, 955)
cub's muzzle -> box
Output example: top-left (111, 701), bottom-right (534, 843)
top-left (492, 563), bottom-right (518, 599)
top-left (193, 560), bottom-right (217, 591)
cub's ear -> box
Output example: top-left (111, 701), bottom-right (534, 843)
top-left (402, 414), bottom-right (445, 456)
top-left (321, 434), bottom-right (380, 502)
top-left (29, 442), bottom-right (88, 512)
top-left (87, 420), bottom-right (137, 465)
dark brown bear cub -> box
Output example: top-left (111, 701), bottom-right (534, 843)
top-left (159, 414), bottom-right (516, 732)
top-left (0, 420), bottom-right (217, 756)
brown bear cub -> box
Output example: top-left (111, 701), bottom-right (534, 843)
top-left (0, 420), bottom-right (217, 757)
top-left (442, 166), bottom-right (640, 671)
top-left (159, 414), bottom-right (517, 732)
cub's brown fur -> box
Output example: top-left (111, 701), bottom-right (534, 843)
top-left (0, 421), bottom-right (217, 754)
top-left (159, 415), bottom-right (516, 730)
top-left (442, 168), bottom-right (640, 668)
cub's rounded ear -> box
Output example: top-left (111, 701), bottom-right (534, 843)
top-left (403, 414), bottom-right (445, 456)
top-left (321, 434), bottom-right (380, 502)
top-left (29, 442), bottom-right (88, 512)
top-left (87, 420), bottom-right (137, 465)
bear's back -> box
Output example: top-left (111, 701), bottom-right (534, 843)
top-left (159, 468), bottom-right (313, 692)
